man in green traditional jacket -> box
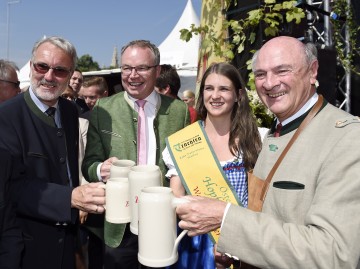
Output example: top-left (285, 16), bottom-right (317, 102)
top-left (82, 40), bottom-right (190, 269)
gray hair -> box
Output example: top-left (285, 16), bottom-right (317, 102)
top-left (251, 50), bottom-right (260, 72)
top-left (31, 36), bottom-right (77, 71)
top-left (0, 59), bottom-right (18, 80)
top-left (304, 42), bottom-right (318, 65)
top-left (251, 40), bottom-right (318, 71)
top-left (121, 40), bottom-right (160, 65)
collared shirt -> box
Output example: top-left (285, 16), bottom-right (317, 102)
top-left (271, 93), bottom-right (322, 137)
top-left (277, 93), bottom-right (318, 127)
top-left (96, 90), bottom-right (161, 181)
top-left (126, 90), bottom-right (160, 165)
top-left (29, 87), bottom-right (61, 127)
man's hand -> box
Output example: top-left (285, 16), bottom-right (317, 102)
top-left (79, 210), bottom-right (88, 224)
top-left (100, 157), bottom-right (118, 182)
top-left (71, 182), bottom-right (105, 214)
top-left (176, 196), bottom-right (227, 236)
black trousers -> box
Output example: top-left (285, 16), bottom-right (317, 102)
top-left (88, 230), bottom-right (105, 269)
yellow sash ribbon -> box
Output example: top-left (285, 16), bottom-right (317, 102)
top-left (166, 121), bottom-right (242, 243)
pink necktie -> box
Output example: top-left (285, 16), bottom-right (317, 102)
top-left (136, 100), bottom-right (147, 164)
top-left (274, 123), bottom-right (282, 137)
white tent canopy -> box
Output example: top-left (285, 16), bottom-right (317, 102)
top-left (18, 60), bottom-right (31, 89)
top-left (159, 0), bottom-right (200, 71)
top-left (159, 0), bottom-right (200, 94)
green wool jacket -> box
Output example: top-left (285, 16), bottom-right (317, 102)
top-left (82, 91), bottom-right (190, 247)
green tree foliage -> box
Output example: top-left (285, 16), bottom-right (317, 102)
top-left (76, 54), bottom-right (100, 72)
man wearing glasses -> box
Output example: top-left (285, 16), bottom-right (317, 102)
top-left (82, 40), bottom-right (190, 268)
top-left (0, 36), bottom-right (106, 269)
top-left (0, 59), bottom-right (21, 103)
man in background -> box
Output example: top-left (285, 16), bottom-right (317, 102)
top-left (0, 59), bottom-right (21, 103)
top-left (155, 64), bottom-right (197, 123)
top-left (70, 69), bottom-right (89, 115)
top-left (70, 68), bottom-right (83, 93)
top-left (79, 76), bottom-right (109, 110)
top-left (155, 64), bottom-right (181, 99)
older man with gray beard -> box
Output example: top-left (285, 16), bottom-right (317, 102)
top-left (0, 36), bottom-right (105, 269)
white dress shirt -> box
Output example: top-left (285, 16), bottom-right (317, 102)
top-left (126, 90), bottom-right (160, 165)
top-left (29, 87), bottom-right (60, 127)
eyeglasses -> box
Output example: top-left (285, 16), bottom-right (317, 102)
top-left (121, 65), bottom-right (157, 75)
top-left (32, 62), bottom-right (71, 78)
top-left (0, 79), bottom-right (20, 88)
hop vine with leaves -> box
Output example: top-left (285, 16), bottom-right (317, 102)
top-left (180, 0), bottom-right (304, 127)
top-left (180, 0), bottom-right (304, 60)
top-left (332, 0), bottom-right (360, 75)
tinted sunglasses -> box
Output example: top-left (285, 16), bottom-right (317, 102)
top-left (32, 62), bottom-right (71, 78)
top-left (0, 79), bottom-right (20, 88)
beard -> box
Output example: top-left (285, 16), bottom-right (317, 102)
top-left (30, 78), bottom-right (66, 102)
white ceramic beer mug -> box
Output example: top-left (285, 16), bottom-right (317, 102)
top-left (128, 165), bottom-right (162, 234)
top-left (110, 159), bottom-right (135, 178)
top-left (99, 177), bottom-right (131, 224)
top-left (138, 186), bottom-right (188, 267)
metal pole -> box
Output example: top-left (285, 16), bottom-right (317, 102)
top-left (6, 3), bottom-right (10, 59)
top-left (345, 0), bottom-right (352, 112)
top-left (6, 1), bottom-right (20, 60)
top-left (306, 0), bottom-right (314, 42)
top-left (323, 0), bottom-right (332, 46)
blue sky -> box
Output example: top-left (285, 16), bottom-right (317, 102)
top-left (0, 0), bottom-right (202, 69)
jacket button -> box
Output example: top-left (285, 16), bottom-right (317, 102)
top-left (57, 131), bottom-right (63, 137)
top-left (59, 157), bottom-right (66, 163)
top-left (58, 238), bottom-right (63, 244)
